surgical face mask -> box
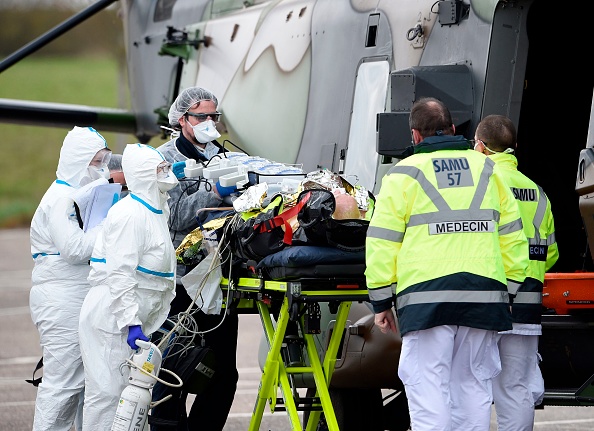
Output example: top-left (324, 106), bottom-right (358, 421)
top-left (80, 164), bottom-right (110, 186)
top-left (156, 162), bottom-right (179, 193)
top-left (474, 138), bottom-right (515, 154)
top-left (157, 175), bottom-right (179, 193)
top-left (191, 120), bottom-right (221, 144)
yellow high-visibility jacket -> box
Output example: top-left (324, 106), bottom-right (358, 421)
top-left (490, 153), bottom-right (558, 324)
top-left (365, 136), bottom-right (529, 336)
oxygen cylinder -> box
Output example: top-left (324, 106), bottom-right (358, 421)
top-left (111, 340), bottom-right (162, 431)
top-left (111, 384), bottom-right (151, 431)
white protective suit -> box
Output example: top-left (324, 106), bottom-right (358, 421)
top-left (29, 126), bottom-right (110, 431)
top-left (79, 143), bottom-right (177, 430)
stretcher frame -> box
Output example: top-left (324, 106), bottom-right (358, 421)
top-left (221, 273), bottom-right (369, 431)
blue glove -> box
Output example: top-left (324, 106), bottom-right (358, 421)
top-left (172, 161), bottom-right (187, 179)
top-left (215, 181), bottom-right (237, 198)
top-left (127, 325), bottom-right (149, 350)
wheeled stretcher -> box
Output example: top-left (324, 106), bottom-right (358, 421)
top-left (220, 247), bottom-right (370, 431)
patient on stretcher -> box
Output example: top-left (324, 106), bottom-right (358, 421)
top-left (332, 193), bottom-right (361, 220)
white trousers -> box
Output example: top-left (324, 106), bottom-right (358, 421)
top-left (398, 325), bottom-right (501, 431)
top-left (493, 334), bottom-right (544, 431)
top-left (30, 284), bottom-right (87, 431)
top-left (79, 285), bottom-right (131, 431)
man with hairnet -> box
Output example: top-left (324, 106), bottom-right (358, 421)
top-left (153, 86), bottom-right (239, 430)
top-left (78, 143), bottom-right (178, 429)
top-left (29, 126), bottom-right (112, 431)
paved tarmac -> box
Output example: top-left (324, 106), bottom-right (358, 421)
top-left (1, 227), bottom-right (594, 430)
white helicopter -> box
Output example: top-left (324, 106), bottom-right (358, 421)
top-left (2, 0), bottom-right (594, 429)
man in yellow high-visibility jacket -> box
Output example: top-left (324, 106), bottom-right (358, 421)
top-left (475, 114), bottom-right (558, 431)
top-left (366, 98), bottom-right (530, 430)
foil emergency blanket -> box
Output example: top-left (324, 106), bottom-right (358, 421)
top-left (175, 228), bottom-right (205, 266)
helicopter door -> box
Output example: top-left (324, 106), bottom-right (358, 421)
top-left (343, 58), bottom-right (390, 193)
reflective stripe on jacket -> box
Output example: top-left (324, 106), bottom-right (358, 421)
top-left (365, 136), bottom-right (529, 336)
top-left (490, 153), bottom-right (558, 324)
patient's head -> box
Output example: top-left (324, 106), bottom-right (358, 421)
top-left (333, 193), bottom-right (361, 220)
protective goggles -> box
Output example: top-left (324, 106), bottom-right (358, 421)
top-left (185, 111), bottom-right (222, 123)
top-left (90, 149), bottom-right (112, 167)
top-left (157, 161), bottom-right (172, 179)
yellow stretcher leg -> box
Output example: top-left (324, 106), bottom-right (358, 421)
top-left (249, 296), bottom-right (353, 431)
top-left (249, 298), bottom-right (302, 430)
top-left (304, 301), bottom-right (352, 431)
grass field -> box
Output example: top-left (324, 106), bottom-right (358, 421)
top-left (0, 56), bottom-right (163, 228)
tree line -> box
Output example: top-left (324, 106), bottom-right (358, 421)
top-left (0, 6), bottom-right (124, 59)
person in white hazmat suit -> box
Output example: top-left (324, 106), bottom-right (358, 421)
top-left (78, 143), bottom-right (178, 429)
top-left (29, 126), bottom-right (112, 431)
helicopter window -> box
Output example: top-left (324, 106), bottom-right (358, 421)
top-left (154, 0), bottom-right (177, 22)
top-left (210, 1), bottom-right (264, 17)
top-left (366, 14), bottom-right (380, 48)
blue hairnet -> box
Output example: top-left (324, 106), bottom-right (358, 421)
top-left (168, 87), bottom-right (219, 127)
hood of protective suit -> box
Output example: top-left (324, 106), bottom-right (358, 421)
top-left (56, 126), bottom-right (109, 187)
top-left (122, 143), bottom-right (168, 209)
